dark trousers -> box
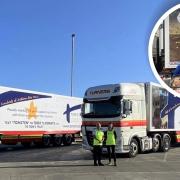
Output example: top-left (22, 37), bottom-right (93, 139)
top-left (107, 145), bottom-right (116, 163)
top-left (93, 145), bottom-right (102, 165)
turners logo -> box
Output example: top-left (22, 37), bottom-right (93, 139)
top-left (90, 89), bottom-right (110, 95)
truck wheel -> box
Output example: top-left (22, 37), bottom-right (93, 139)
top-left (63, 135), bottom-right (72, 146)
top-left (152, 136), bottom-right (160, 152)
top-left (21, 142), bottom-right (31, 148)
top-left (53, 136), bottom-right (62, 146)
top-left (128, 139), bottom-right (139, 158)
top-left (42, 136), bottom-right (51, 147)
top-left (161, 134), bottom-right (171, 152)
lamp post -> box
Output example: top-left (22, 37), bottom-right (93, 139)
top-left (71, 33), bottom-right (75, 96)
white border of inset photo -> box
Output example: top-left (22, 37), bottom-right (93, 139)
top-left (148, 4), bottom-right (180, 98)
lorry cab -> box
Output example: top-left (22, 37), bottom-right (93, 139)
top-left (81, 83), bottom-right (148, 156)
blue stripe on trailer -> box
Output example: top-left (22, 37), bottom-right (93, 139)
top-left (0, 91), bottom-right (51, 107)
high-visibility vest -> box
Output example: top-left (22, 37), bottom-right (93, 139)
top-left (93, 130), bottom-right (104, 146)
top-left (106, 130), bottom-right (116, 145)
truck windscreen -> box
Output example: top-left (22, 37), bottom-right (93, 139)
top-left (82, 96), bottom-right (122, 118)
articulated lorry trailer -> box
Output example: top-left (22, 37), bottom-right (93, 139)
top-left (0, 86), bottom-right (82, 147)
top-left (81, 82), bottom-right (180, 157)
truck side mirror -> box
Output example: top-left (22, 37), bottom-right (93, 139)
top-left (124, 100), bottom-right (132, 116)
top-left (81, 104), bottom-right (85, 117)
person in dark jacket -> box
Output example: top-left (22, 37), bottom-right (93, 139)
top-left (105, 122), bottom-right (117, 166)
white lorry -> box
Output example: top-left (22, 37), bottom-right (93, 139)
top-left (81, 82), bottom-right (180, 157)
top-left (0, 86), bottom-right (82, 147)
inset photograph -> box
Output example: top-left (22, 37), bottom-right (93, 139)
top-left (149, 5), bottom-right (180, 95)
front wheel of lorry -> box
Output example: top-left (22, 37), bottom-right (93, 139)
top-left (161, 134), bottom-right (171, 152)
top-left (128, 139), bottom-right (139, 158)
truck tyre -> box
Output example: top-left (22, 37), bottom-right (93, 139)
top-left (53, 136), bottom-right (62, 146)
top-left (152, 136), bottom-right (160, 152)
top-left (128, 139), bottom-right (139, 158)
top-left (161, 134), bottom-right (171, 152)
top-left (21, 142), bottom-right (31, 148)
top-left (42, 136), bottom-right (51, 147)
top-left (63, 135), bottom-right (72, 146)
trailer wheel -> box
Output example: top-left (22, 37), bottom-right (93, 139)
top-left (42, 136), bottom-right (51, 147)
top-left (161, 134), bottom-right (171, 152)
top-left (152, 136), bottom-right (160, 152)
top-left (63, 135), bottom-right (72, 146)
top-left (21, 142), bottom-right (31, 148)
top-left (128, 139), bottom-right (139, 158)
top-left (53, 136), bottom-right (62, 146)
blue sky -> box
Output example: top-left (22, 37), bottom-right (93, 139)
top-left (0, 0), bottom-right (179, 97)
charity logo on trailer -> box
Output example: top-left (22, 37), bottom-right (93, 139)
top-left (27, 101), bottom-right (37, 119)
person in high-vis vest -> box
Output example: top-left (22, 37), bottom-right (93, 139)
top-left (93, 122), bottom-right (104, 166)
top-left (105, 122), bottom-right (117, 166)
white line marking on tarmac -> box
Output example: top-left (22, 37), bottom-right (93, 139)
top-left (163, 152), bottom-right (168, 162)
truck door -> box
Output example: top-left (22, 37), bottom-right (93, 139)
top-left (122, 99), bottom-right (146, 145)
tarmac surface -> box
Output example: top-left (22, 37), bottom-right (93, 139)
top-left (1, 143), bottom-right (180, 180)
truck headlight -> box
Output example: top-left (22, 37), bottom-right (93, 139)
top-left (123, 145), bottom-right (129, 150)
